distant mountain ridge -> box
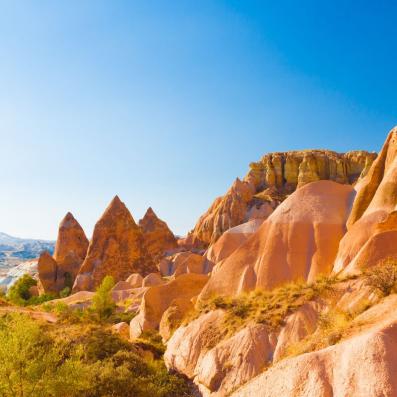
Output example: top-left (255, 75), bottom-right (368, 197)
top-left (0, 232), bottom-right (54, 272)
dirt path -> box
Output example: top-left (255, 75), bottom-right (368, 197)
top-left (0, 306), bottom-right (57, 323)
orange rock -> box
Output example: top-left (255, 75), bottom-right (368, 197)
top-left (139, 207), bottom-right (178, 262)
top-left (189, 150), bottom-right (375, 248)
top-left (38, 212), bottom-right (88, 294)
top-left (37, 251), bottom-right (58, 294)
top-left (334, 128), bottom-right (397, 273)
top-left (200, 181), bottom-right (354, 299)
top-left (142, 272), bottom-right (164, 287)
top-left (231, 295), bottom-right (397, 397)
top-left (130, 273), bottom-right (209, 338)
top-left (206, 219), bottom-right (264, 267)
top-left (53, 212), bottom-right (89, 282)
top-left (111, 322), bottom-right (130, 339)
top-left (73, 196), bottom-right (155, 291)
top-left (126, 273), bottom-right (143, 288)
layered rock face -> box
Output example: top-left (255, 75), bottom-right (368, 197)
top-left (334, 127), bottom-right (397, 273)
top-left (73, 196), bottom-right (155, 291)
top-left (200, 180), bottom-right (354, 299)
top-left (139, 207), bottom-right (178, 262)
top-left (38, 212), bottom-right (88, 294)
top-left (189, 150), bottom-right (376, 247)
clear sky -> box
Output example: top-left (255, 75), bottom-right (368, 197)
top-left (0, 1), bottom-right (396, 240)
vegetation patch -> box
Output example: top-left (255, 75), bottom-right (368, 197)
top-left (196, 275), bottom-right (341, 336)
top-left (0, 312), bottom-right (192, 397)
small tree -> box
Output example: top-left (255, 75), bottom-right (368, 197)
top-left (365, 259), bottom-right (397, 296)
top-left (91, 276), bottom-right (116, 321)
top-left (7, 274), bottom-right (36, 305)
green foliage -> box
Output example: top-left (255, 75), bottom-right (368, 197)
top-left (60, 286), bottom-right (71, 298)
top-left (91, 275), bottom-right (116, 321)
top-left (0, 314), bottom-right (192, 397)
top-left (0, 313), bottom-right (92, 396)
top-left (7, 274), bottom-right (37, 305)
top-left (365, 259), bottom-right (397, 296)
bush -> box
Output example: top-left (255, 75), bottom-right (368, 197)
top-left (7, 274), bottom-right (37, 305)
top-left (0, 314), bottom-right (192, 397)
top-left (365, 259), bottom-right (397, 296)
top-left (0, 313), bottom-right (92, 396)
top-left (60, 286), bottom-right (71, 298)
top-left (91, 275), bottom-right (116, 321)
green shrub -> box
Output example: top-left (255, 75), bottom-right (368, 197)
top-left (0, 313), bottom-right (92, 396)
top-left (7, 274), bottom-right (37, 305)
top-left (91, 275), bottom-right (116, 321)
top-left (60, 286), bottom-right (71, 298)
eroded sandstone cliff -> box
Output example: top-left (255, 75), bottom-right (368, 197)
top-left (189, 150), bottom-right (376, 247)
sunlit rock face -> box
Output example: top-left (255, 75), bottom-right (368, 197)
top-left (188, 149), bottom-right (376, 248)
top-left (73, 196), bottom-right (155, 292)
top-left (38, 212), bottom-right (88, 294)
top-left (138, 207), bottom-right (178, 262)
top-left (200, 180), bottom-right (355, 299)
top-left (334, 127), bottom-right (397, 274)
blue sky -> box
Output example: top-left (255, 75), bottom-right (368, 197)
top-left (0, 1), bottom-right (396, 240)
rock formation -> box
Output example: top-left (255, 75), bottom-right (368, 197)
top-left (130, 273), bottom-right (209, 338)
top-left (189, 150), bottom-right (375, 247)
top-left (73, 196), bottom-right (155, 291)
top-left (38, 212), bottom-right (88, 294)
top-left (334, 127), bottom-right (397, 274)
top-left (231, 295), bottom-right (397, 397)
top-left (139, 207), bottom-right (178, 262)
top-left (200, 180), bottom-right (354, 299)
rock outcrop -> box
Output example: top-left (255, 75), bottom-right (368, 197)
top-left (189, 150), bottom-right (375, 247)
top-left (200, 180), bottom-right (354, 299)
top-left (73, 196), bottom-right (155, 291)
top-left (139, 207), bottom-right (178, 262)
top-left (38, 212), bottom-right (88, 294)
top-left (334, 127), bottom-right (397, 273)
top-left (130, 273), bottom-right (209, 338)
top-left (231, 295), bottom-right (397, 397)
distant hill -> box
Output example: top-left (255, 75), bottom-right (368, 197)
top-left (0, 232), bottom-right (55, 273)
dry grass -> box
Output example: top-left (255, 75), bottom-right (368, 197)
top-left (194, 275), bottom-right (340, 337)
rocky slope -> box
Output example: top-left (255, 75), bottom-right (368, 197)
top-left (189, 150), bottom-right (376, 247)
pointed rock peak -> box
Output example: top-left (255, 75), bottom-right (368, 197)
top-left (139, 207), bottom-right (162, 228)
top-left (144, 207), bottom-right (158, 219)
top-left (60, 212), bottom-right (77, 227)
top-left (101, 195), bottom-right (137, 226)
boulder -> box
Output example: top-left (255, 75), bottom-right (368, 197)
top-left (142, 273), bottom-right (164, 287)
top-left (159, 298), bottom-right (193, 342)
top-left (73, 196), bottom-right (155, 291)
top-left (111, 322), bottom-right (130, 340)
top-left (37, 251), bottom-right (58, 294)
top-left (126, 273), bottom-right (143, 288)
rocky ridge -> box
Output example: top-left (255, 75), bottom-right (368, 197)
top-left (189, 149), bottom-right (376, 247)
